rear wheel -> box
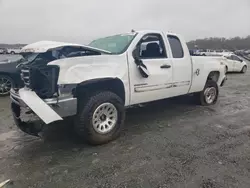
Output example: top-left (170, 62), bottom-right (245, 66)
top-left (74, 91), bottom-right (125, 145)
top-left (197, 80), bottom-right (219, 106)
top-left (241, 65), bottom-right (247, 73)
top-left (0, 75), bottom-right (13, 96)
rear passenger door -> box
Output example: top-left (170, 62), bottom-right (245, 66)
top-left (167, 35), bottom-right (192, 96)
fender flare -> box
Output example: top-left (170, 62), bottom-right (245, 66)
top-left (78, 77), bottom-right (119, 87)
top-left (76, 77), bottom-right (126, 102)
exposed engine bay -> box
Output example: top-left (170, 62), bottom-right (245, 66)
top-left (19, 45), bottom-right (105, 98)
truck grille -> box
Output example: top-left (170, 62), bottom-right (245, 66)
top-left (21, 66), bottom-right (31, 88)
top-left (20, 65), bottom-right (59, 99)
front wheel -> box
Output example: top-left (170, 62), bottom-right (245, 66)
top-left (197, 80), bottom-right (219, 106)
top-left (74, 91), bottom-right (125, 145)
top-left (241, 65), bottom-right (247, 74)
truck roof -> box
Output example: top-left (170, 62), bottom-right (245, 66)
top-left (134, 30), bottom-right (178, 36)
top-left (21, 41), bottom-right (111, 54)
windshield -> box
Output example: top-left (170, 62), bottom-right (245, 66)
top-left (88, 33), bottom-right (137, 54)
top-left (22, 53), bottom-right (39, 62)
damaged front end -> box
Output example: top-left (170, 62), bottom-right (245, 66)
top-left (10, 41), bottom-right (110, 136)
top-left (10, 85), bottom-right (77, 136)
top-left (10, 61), bottom-right (78, 136)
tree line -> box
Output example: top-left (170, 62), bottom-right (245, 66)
top-left (187, 36), bottom-right (250, 51)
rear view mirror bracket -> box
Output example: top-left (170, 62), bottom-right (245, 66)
top-left (132, 48), bottom-right (150, 78)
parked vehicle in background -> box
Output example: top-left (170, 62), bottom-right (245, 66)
top-left (223, 54), bottom-right (247, 73)
top-left (11, 30), bottom-right (226, 145)
top-left (0, 48), bottom-right (8, 54)
top-left (7, 48), bottom-right (22, 54)
top-left (196, 49), bottom-right (216, 56)
top-left (244, 50), bottom-right (250, 55)
top-left (195, 49), bottom-right (234, 57)
top-left (213, 49), bottom-right (232, 56)
top-left (0, 58), bottom-right (24, 96)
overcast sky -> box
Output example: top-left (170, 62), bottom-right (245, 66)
top-left (0, 0), bottom-right (250, 44)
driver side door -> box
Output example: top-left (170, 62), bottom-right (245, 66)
top-left (128, 33), bottom-right (173, 105)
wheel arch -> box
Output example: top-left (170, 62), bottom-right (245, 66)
top-left (75, 77), bottom-right (126, 104)
top-left (207, 71), bottom-right (220, 83)
top-left (241, 64), bottom-right (247, 73)
top-left (242, 64), bottom-right (247, 69)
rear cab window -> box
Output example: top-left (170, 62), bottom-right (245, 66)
top-left (167, 35), bottom-right (184, 58)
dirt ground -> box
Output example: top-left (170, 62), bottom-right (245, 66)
top-left (0, 57), bottom-right (250, 188)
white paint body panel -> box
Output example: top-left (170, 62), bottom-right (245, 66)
top-left (49, 54), bottom-right (131, 106)
top-left (19, 88), bottom-right (63, 124)
top-left (168, 34), bottom-right (192, 96)
top-left (49, 30), bottom-right (225, 106)
top-left (189, 56), bottom-right (225, 93)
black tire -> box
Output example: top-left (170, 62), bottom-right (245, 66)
top-left (10, 51), bottom-right (15, 55)
top-left (197, 80), bottom-right (219, 106)
top-left (241, 65), bottom-right (247, 74)
top-left (0, 75), bottom-right (13, 96)
top-left (74, 91), bottom-right (125, 145)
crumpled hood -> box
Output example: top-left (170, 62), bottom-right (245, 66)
top-left (48, 54), bottom-right (128, 84)
top-left (21, 40), bottom-right (111, 54)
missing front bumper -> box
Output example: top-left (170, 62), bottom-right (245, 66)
top-left (10, 88), bottom-right (77, 124)
top-left (11, 102), bottom-right (43, 136)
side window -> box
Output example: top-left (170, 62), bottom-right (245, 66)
top-left (138, 34), bottom-right (167, 59)
top-left (167, 35), bottom-right (184, 58)
top-left (232, 55), bottom-right (241, 62)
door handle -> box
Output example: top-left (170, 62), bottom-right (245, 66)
top-left (160, 64), bottom-right (171, 69)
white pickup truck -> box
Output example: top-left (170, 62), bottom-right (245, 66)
top-left (10, 30), bottom-right (227, 145)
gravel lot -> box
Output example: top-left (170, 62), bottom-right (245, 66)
top-left (0, 55), bottom-right (250, 188)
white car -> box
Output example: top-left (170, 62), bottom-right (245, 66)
top-left (7, 48), bottom-right (22, 54)
top-left (11, 30), bottom-right (226, 145)
top-left (196, 49), bottom-right (216, 56)
top-left (223, 54), bottom-right (247, 73)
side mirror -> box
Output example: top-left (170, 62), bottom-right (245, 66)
top-left (132, 48), bottom-right (149, 78)
top-left (240, 59), bottom-right (243, 62)
top-left (132, 48), bottom-right (140, 61)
